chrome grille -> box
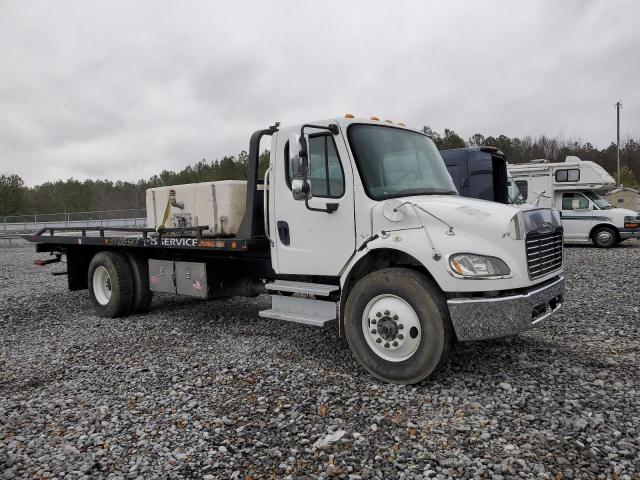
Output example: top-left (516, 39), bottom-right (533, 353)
top-left (526, 230), bottom-right (563, 280)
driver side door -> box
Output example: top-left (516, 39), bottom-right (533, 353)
top-left (271, 127), bottom-right (356, 276)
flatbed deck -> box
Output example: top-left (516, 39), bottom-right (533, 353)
top-left (22, 226), bottom-right (270, 253)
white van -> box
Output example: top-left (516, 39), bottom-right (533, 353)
top-left (509, 157), bottom-right (640, 247)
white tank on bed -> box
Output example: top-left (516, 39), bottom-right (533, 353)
top-left (146, 180), bottom-right (247, 237)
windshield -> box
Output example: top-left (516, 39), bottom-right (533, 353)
top-left (507, 177), bottom-right (527, 205)
top-left (583, 191), bottom-right (612, 209)
top-left (348, 124), bottom-right (457, 200)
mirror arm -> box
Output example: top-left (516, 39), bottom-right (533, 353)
top-left (304, 197), bottom-right (339, 214)
top-left (300, 123), bottom-right (340, 136)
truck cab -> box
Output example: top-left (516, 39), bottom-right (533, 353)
top-left (440, 146), bottom-right (509, 204)
top-left (509, 158), bottom-right (640, 247)
top-left (262, 117), bottom-right (564, 382)
top-left (441, 146), bottom-right (530, 208)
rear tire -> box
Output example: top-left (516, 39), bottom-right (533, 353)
top-left (592, 226), bottom-right (617, 248)
top-left (344, 268), bottom-right (453, 384)
top-left (88, 252), bottom-right (134, 318)
top-left (125, 254), bottom-right (154, 314)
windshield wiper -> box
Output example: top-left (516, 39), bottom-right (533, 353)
top-left (419, 190), bottom-right (457, 195)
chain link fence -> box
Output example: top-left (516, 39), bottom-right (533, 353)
top-left (1, 209), bottom-right (148, 235)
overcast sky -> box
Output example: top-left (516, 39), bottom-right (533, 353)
top-left (1, 0), bottom-right (639, 185)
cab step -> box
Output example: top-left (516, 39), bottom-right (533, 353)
top-left (259, 295), bottom-right (337, 327)
top-left (265, 280), bottom-right (339, 297)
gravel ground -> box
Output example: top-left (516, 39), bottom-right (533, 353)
top-left (1, 240), bottom-right (639, 479)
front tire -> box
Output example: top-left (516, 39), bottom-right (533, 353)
top-left (592, 226), bottom-right (617, 248)
top-left (344, 268), bottom-right (453, 384)
top-left (88, 252), bottom-right (134, 318)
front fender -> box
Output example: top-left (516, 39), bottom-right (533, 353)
top-left (343, 227), bottom-right (544, 294)
top-left (339, 240), bottom-right (443, 290)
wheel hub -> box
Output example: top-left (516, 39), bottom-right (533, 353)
top-left (93, 265), bottom-right (113, 306)
top-left (377, 316), bottom-right (399, 341)
top-left (362, 295), bottom-right (421, 362)
top-left (597, 231), bottom-right (612, 242)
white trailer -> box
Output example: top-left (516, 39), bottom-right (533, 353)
top-left (509, 157), bottom-right (640, 247)
top-left (27, 116), bottom-right (566, 384)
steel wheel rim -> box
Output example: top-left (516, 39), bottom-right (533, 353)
top-left (597, 230), bottom-right (612, 244)
top-left (93, 266), bottom-right (112, 306)
top-left (362, 294), bottom-right (422, 362)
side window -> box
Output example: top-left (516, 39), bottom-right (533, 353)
top-left (562, 193), bottom-right (589, 210)
top-left (555, 168), bottom-right (580, 182)
top-left (515, 180), bottom-right (528, 200)
top-left (562, 193), bottom-right (574, 210)
top-left (286, 134), bottom-right (344, 198)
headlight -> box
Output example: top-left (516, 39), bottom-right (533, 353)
top-left (624, 216), bottom-right (640, 228)
top-left (449, 253), bottom-right (511, 278)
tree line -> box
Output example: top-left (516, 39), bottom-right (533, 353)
top-left (1, 128), bottom-right (638, 217)
top-left (423, 126), bottom-right (639, 186)
top-left (0, 151), bottom-right (270, 218)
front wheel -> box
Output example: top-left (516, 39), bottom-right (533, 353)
top-left (344, 268), bottom-right (453, 384)
top-left (592, 226), bottom-right (617, 248)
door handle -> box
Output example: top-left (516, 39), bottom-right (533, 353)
top-left (277, 221), bottom-right (290, 246)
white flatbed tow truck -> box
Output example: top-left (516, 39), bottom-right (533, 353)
top-left (26, 116), bottom-right (565, 384)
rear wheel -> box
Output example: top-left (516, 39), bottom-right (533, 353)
top-left (592, 226), bottom-right (617, 248)
top-left (344, 268), bottom-right (453, 384)
top-left (88, 252), bottom-right (134, 318)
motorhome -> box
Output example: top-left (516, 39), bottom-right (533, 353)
top-left (509, 157), bottom-right (640, 247)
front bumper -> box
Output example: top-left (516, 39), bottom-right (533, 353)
top-left (619, 228), bottom-right (640, 239)
top-left (447, 275), bottom-right (565, 341)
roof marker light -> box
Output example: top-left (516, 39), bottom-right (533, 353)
top-left (385, 119), bottom-right (393, 123)
top-left (370, 116), bottom-right (380, 121)
top-left (344, 113), bottom-right (354, 119)
top-left (398, 122), bottom-right (406, 126)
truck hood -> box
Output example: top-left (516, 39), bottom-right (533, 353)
top-left (610, 208), bottom-right (640, 217)
top-left (372, 195), bottom-right (523, 235)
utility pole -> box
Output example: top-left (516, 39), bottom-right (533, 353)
top-left (615, 101), bottom-right (622, 186)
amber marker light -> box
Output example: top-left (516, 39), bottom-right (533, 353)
top-left (370, 116), bottom-right (380, 121)
top-left (450, 258), bottom-right (464, 275)
top-left (344, 113), bottom-right (354, 118)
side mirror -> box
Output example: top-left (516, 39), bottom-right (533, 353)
top-left (291, 178), bottom-right (311, 200)
top-left (289, 133), bottom-right (312, 201)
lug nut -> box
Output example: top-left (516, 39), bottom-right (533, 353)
top-left (376, 338), bottom-right (382, 343)
top-left (392, 341), bottom-right (398, 347)
top-left (376, 312), bottom-right (382, 317)
top-left (384, 343), bottom-right (390, 348)
top-left (393, 314), bottom-right (398, 320)
top-left (371, 329), bottom-right (377, 334)
top-left (398, 334), bottom-right (404, 340)
top-left (398, 324), bottom-right (404, 329)
top-left (371, 319), bottom-right (377, 324)
top-left (384, 310), bottom-right (390, 316)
